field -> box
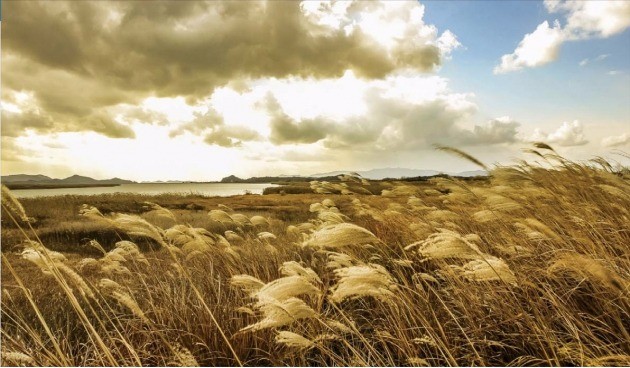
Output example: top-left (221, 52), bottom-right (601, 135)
top-left (1, 148), bottom-right (629, 367)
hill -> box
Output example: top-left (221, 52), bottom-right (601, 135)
top-left (311, 167), bottom-right (487, 179)
top-left (1, 174), bottom-right (135, 189)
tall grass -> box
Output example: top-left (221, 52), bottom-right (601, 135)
top-left (1, 146), bottom-right (629, 366)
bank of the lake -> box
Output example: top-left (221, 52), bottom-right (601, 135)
top-left (10, 182), bottom-right (277, 198)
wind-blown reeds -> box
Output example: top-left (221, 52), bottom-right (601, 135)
top-left (2, 149), bottom-right (629, 366)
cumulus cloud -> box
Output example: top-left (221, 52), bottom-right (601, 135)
top-left (1, 137), bottom-right (39, 163)
top-left (1, 103), bottom-right (135, 139)
top-left (252, 76), bottom-right (520, 151)
top-left (118, 107), bottom-right (169, 126)
top-left (170, 107), bottom-right (261, 147)
top-left (530, 120), bottom-right (588, 146)
top-left (269, 105), bottom-right (384, 149)
top-left (2, 0), bottom-right (458, 140)
top-left (203, 126), bottom-right (262, 148)
top-left (82, 112), bottom-right (136, 139)
top-left (494, 21), bottom-right (565, 74)
top-left (495, 1), bottom-right (630, 73)
top-left (169, 109), bottom-right (224, 138)
top-left (601, 132), bottom-right (630, 147)
top-left (260, 91), bottom-right (463, 150)
top-left (1, 110), bottom-right (55, 138)
top-left (458, 117), bottom-right (521, 146)
top-left (269, 115), bottom-right (331, 145)
top-left (546, 0), bottom-right (630, 38)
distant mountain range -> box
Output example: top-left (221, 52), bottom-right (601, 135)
top-left (310, 168), bottom-right (488, 180)
top-left (221, 168), bottom-right (487, 183)
top-left (3, 168), bottom-right (488, 189)
top-left (2, 174), bottom-right (136, 189)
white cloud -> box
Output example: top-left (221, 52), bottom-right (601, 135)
top-left (156, 72), bottom-right (522, 155)
top-left (602, 132), bottom-right (630, 147)
top-left (496, 1), bottom-right (630, 73)
top-left (580, 53), bottom-right (611, 66)
top-left (595, 54), bottom-right (610, 61)
top-left (255, 73), bottom-right (478, 150)
top-left (459, 117), bottom-right (521, 145)
top-left (301, 1), bottom-right (460, 61)
top-left (494, 21), bottom-right (564, 74)
top-left (437, 30), bottom-right (462, 56)
top-left (530, 120), bottom-right (588, 146)
top-left (547, 0), bottom-right (630, 38)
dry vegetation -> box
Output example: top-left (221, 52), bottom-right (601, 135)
top-left (1, 146), bottom-right (629, 367)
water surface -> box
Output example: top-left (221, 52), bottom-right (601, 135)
top-left (12, 183), bottom-right (276, 198)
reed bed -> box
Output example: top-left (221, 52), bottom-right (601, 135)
top-left (1, 146), bottom-right (629, 366)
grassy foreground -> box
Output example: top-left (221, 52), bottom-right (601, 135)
top-left (1, 148), bottom-right (629, 366)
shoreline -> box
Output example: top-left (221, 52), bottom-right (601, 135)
top-left (3, 183), bottom-right (122, 190)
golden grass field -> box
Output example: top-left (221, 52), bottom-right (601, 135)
top-left (1, 147), bottom-right (629, 366)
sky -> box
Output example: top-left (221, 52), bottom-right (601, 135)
top-left (1, 0), bottom-right (629, 181)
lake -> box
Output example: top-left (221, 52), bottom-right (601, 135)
top-left (11, 183), bottom-right (277, 198)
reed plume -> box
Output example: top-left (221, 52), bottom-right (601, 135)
top-left (455, 256), bottom-right (517, 285)
top-left (1, 185), bottom-right (30, 222)
top-left (303, 223), bottom-right (379, 249)
top-left (329, 264), bottom-right (398, 303)
top-left (275, 331), bottom-right (315, 350)
top-left (408, 230), bottom-right (483, 261)
top-left (433, 145), bottom-right (488, 170)
top-left (241, 297), bottom-right (318, 331)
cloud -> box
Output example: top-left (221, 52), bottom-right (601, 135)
top-left (530, 120), bottom-right (588, 146)
top-left (203, 126), bottom-right (262, 147)
top-left (118, 107), bottom-right (169, 126)
top-left (170, 107), bottom-right (261, 147)
top-left (256, 76), bottom-right (520, 151)
top-left (1, 103), bottom-right (135, 139)
top-left (579, 53), bottom-right (610, 66)
top-left (0, 137), bottom-right (38, 163)
top-left (261, 90), bottom-right (470, 150)
top-left (2, 0), bottom-right (459, 140)
top-left (265, 95), bottom-right (333, 145)
top-left (494, 21), bottom-right (565, 74)
top-left (602, 132), bottom-right (630, 147)
top-left (169, 109), bottom-right (224, 138)
top-left (546, 0), bottom-right (630, 38)
top-left (495, 1), bottom-right (630, 73)
top-left (83, 112), bottom-right (136, 139)
top-left (1, 109), bottom-right (55, 138)
top-left (459, 117), bottom-right (521, 145)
